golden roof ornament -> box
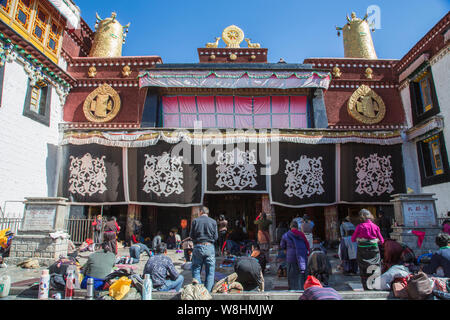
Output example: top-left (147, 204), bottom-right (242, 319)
top-left (222, 25), bottom-right (245, 48)
top-left (89, 12), bottom-right (130, 58)
top-left (347, 85), bottom-right (385, 124)
top-left (245, 38), bottom-right (260, 48)
top-left (336, 11), bottom-right (377, 59)
top-left (206, 37), bottom-right (221, 48)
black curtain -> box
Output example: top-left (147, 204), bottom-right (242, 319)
top-left (206, 143), bottom-right (268, 193)
top-left (128, 141), bottom-right (203, 206)
top-left (340, 143), bottom-right (405, 202)
top-left (270, 142), bottom-right (336, 207)
top-left (60, 144), bottom-right (125, 203)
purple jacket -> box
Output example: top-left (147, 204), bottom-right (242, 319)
top-left (280, 229), bottom-right (310, 271)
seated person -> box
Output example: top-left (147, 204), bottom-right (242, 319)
top-left (422, 233), bottom-right (450, 277)
top-left (181, 237), bottom-right (194, 262)
top-left (0, 230), bottom-right (14, 261)
top-left (142, 243), bottom-right (184, 292)
top-left (250, 243), bottom-right (267, 273)
top-left (152, 231), bottom-right (163, 251)
top-left (234, 256), bottom-right (264, 292)
top-left (128, 242), bottom-right (152, 263)
top-left (81, 242), bottom-right (116, 290)
top-left (300, 275), bottom-right (343, 300)
top-left (306, 244), bottom-right (332, 286)
top-left (166, 231), bottom-right (176, 250)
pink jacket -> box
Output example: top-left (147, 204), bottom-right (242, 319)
top-left (351, 220), bottom-right (384, 245)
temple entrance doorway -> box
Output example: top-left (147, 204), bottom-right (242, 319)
top-left (203, 194), bottom-right (262, 241)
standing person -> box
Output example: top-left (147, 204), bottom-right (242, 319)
top-left (143, 243), bottom-right (184, 292)
top-left (339, 216), bottom-right (358, 275)
top-left (351, 209), bottom-right (384, 290)
top-left (217, 214), bottom-right (228, 256)
top-left (254, 212), bottom-right (272, 255)
top-left (92, 215), bottom-right (103, 250)
top-left (180, 219), bottom-right (189, 241)
top-left (301, 214), bottom-right (314, 250)
top-left (275, 222), bottom-right (289, 245)
top-left (377, 210), bottom-right (392, 240)
top-left (442, 219), bottom-right (450, 236)
top-left (280, 220), bottom-right (310, 290)
top-left (190, 206), bottom-right (218, 292)
top-left (103, 216), bottom-right (120, 255)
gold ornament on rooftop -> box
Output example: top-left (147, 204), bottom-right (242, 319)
top-left (347, 85), bottom-right (385, 124)
top-left (88, 66), bottom-right (97, 78)
top-left (206, 37), bottom-right (221, 48)
top-left (222, 25), bottom-right (244, 48)
top-left (245, 38), bottom-right (260, 48)
top-left (336, 12), bottom-right (377, 59)
top-left (332, 66), bottom-right (342, 78)
top-left (89, 12), bottom-right (130, 58)
top-left (83, 84), bottom-right (121, 123)
top-left (122, 65), bottom-right (131, 77)
top-left (365, 67), bottom-right (373, 79)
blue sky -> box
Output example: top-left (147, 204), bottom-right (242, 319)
top-left (74, 0), bottom-right (450, 63)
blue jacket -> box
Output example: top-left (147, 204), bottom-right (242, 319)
top-left (280, 229), bottom-right (309, 271)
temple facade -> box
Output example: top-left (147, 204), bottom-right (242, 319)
top-left (58, 14), bottom-right (410, 243)
top-left (1, 4), bottom-right (448, 244)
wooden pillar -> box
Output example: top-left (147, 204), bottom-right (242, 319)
top-left (147, 206), bottom-right (157, 236)
top-left (126, 204), bottom-right (141, 242)
top-left (261, 194), bottom-right (276, 244)
top-left (324, 205), bottom-right (339, 242)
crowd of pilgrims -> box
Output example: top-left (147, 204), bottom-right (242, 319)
top-left (2, 209), bottom-right (448, 300)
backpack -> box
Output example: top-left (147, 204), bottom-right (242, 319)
top-left (181, 281), bottom-right (212, 300)
top-left (49, 258), bottom-right (81, 290)
top-left (406, 272), bottom-right (433, 300)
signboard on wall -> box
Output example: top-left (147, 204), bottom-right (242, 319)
top-left (22, 205), bottom-right (57, 231)
top-left (402, 201), bottom-right (437, 227)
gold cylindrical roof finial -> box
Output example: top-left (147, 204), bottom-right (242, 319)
top-left (88, 12), bottom-right (130, 58)
top-left (336, 11), bottom-right (377, 59)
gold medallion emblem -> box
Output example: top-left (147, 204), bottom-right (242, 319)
top-left (222, 25), bottom-right (244, 48)
top-left (347, 85), bottom-right (385, 124)
top-left (83, 84), bottom-right (121, 122)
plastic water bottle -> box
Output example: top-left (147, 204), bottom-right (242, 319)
top-left (38, 270), bottom-right (50, 300)
top-left (142, 274), bottom-right (152, 300)
top-left (65, 270), bottom-right (75, 300)
top-left (86, 278), bottom-right (94, 300)
top-left (0, 275), bottom-right (11, 298)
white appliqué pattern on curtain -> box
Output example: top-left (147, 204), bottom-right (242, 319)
top-left (142, 152), bottom-right (184, 197)
top-left (355, 153), bottom-right (394, 196)
top-left (284, 156), bottom-right (324, 199)
top-left (215, 148), bottom-right (258, 190)
top-left (68, 153), bottom-right (107, 196)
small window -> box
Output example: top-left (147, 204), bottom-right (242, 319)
top-left (409, 67), bottom-right (440, 125)
top-left (23, 80), bottom-right (51, 126)
top-left (15, 0), bottom-right (33, 30)
top-left (417, 132), bottom-right (450, 186)
top-left (0, 0), bottom-right (12, 14)
top-left (417, 73), bottom-right (433, 113)
top-left (32, 7), bottom-right (48, 42)
top-left (46, 21), bottom-right (61, 54)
